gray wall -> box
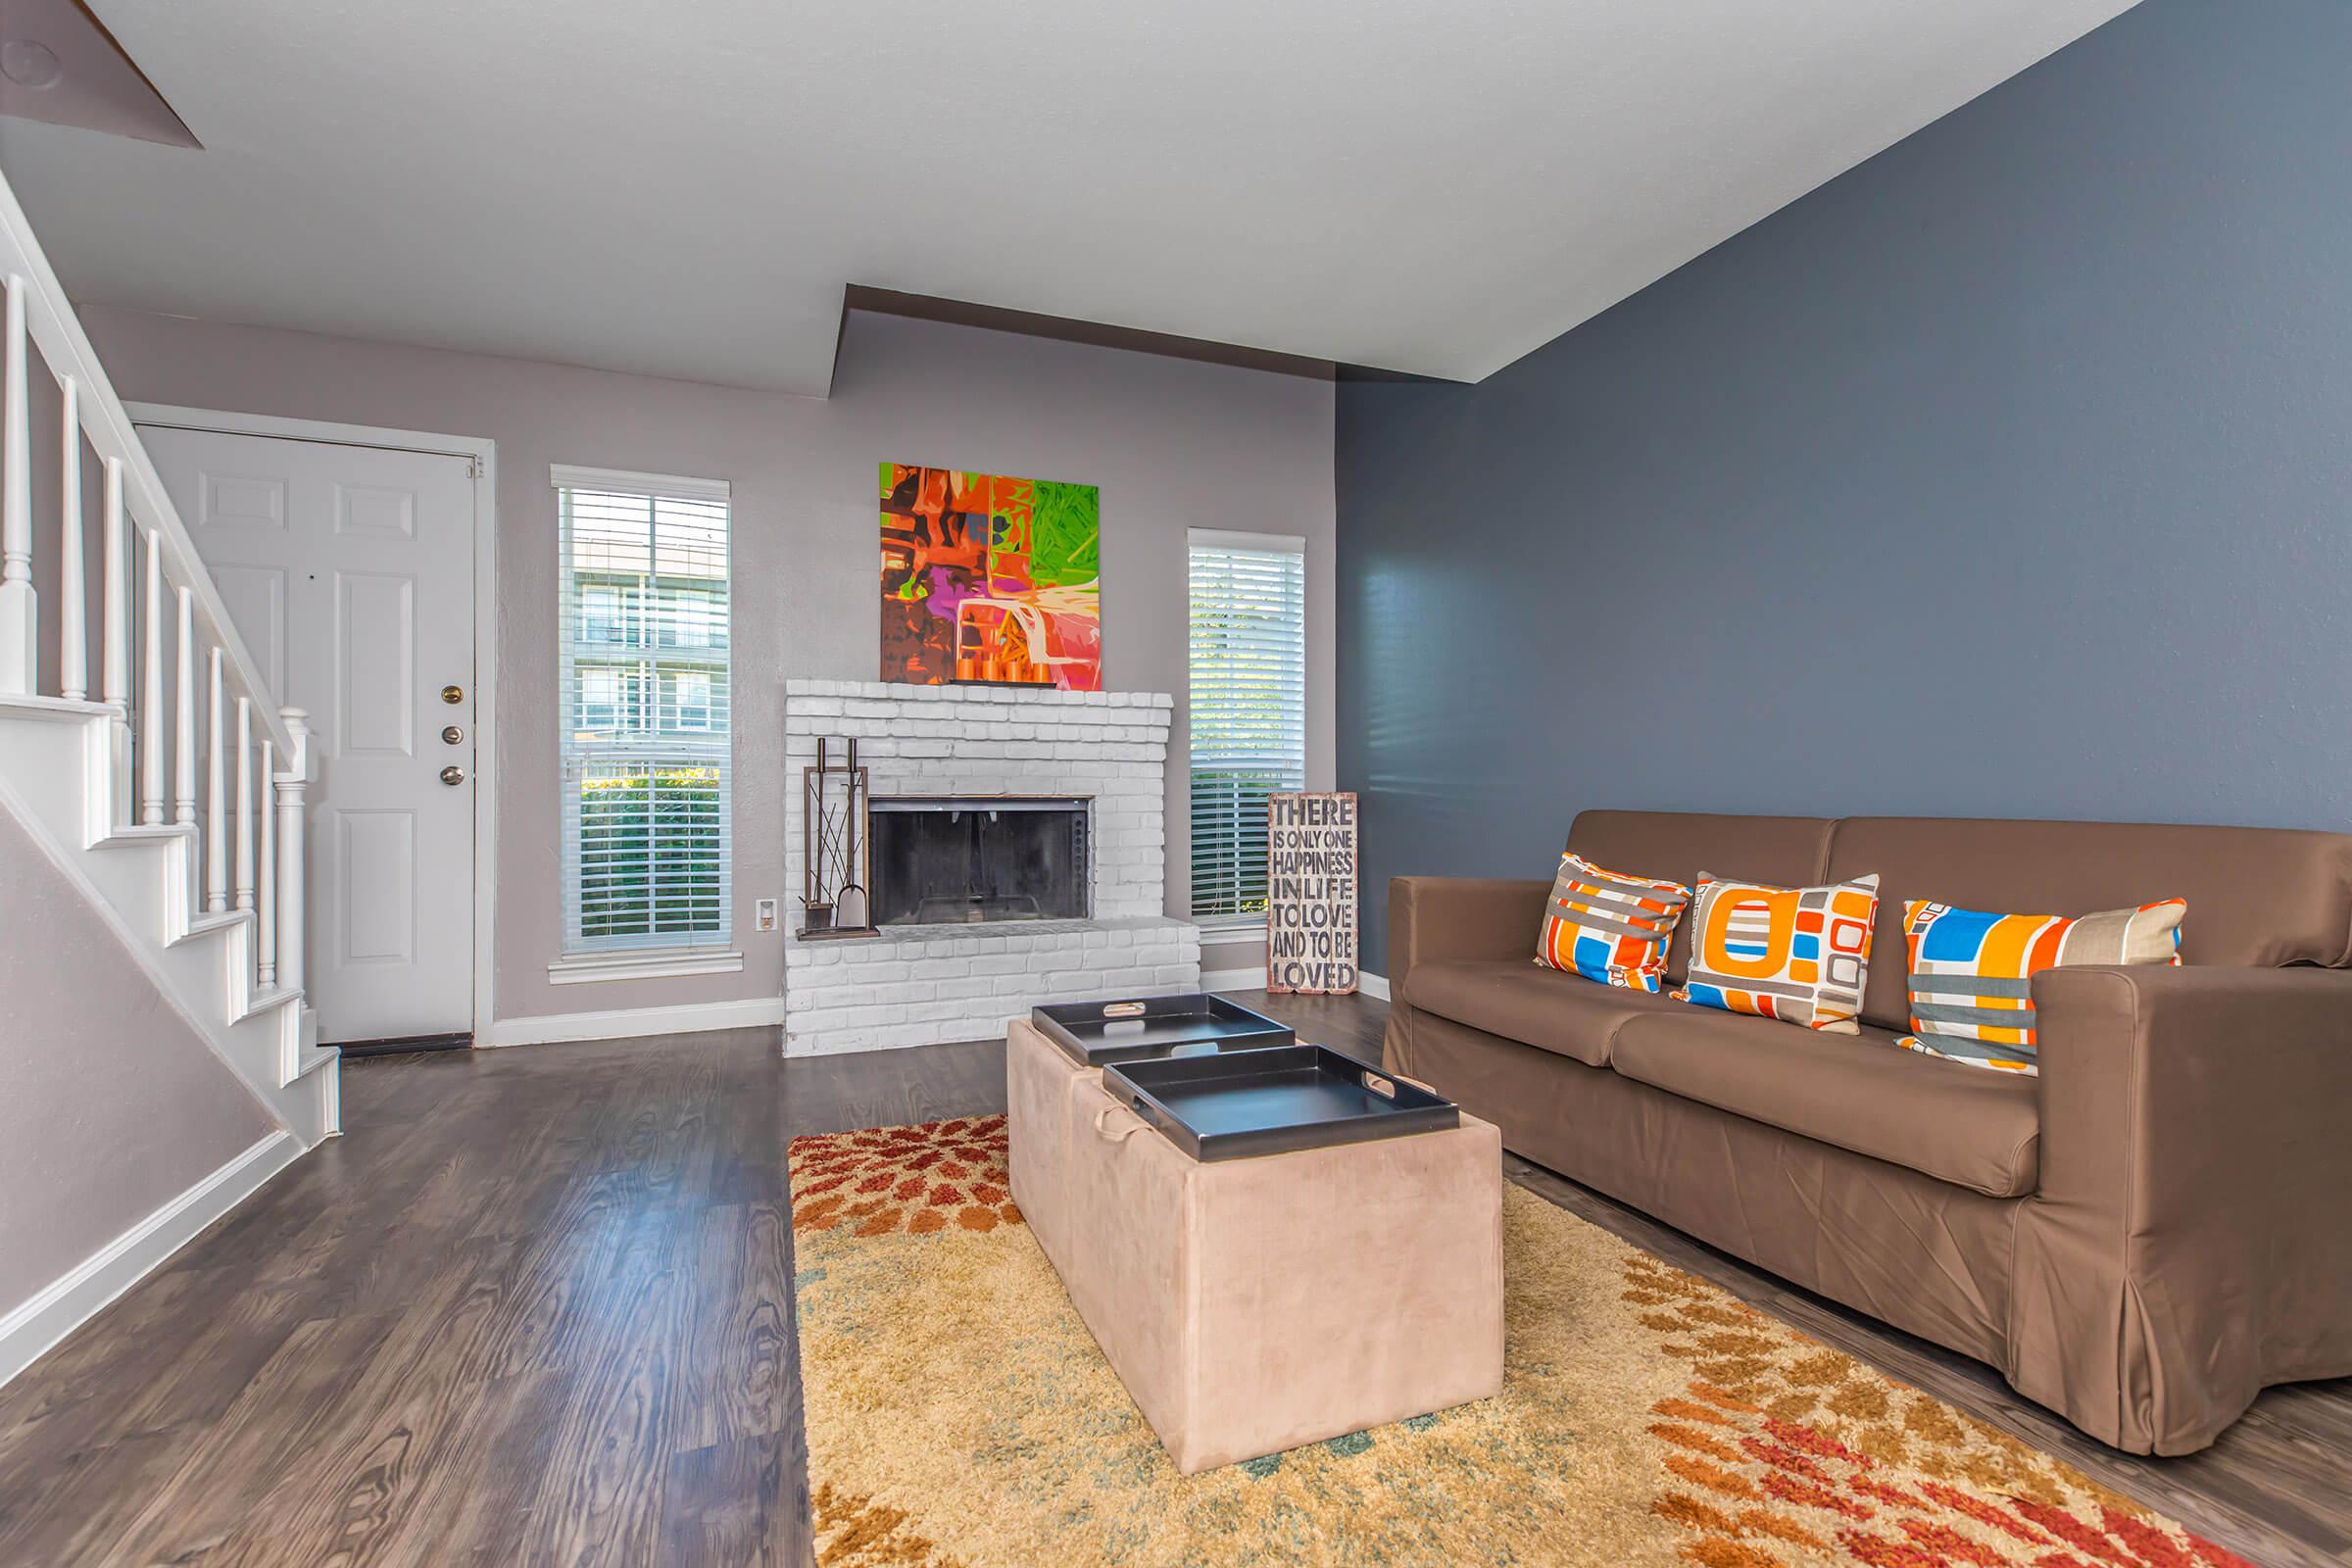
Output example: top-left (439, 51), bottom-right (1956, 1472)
top-left (1336, 0), bottom-right (2352, 971)
top-left (85, 306), bottom-right (1336, 1021)
top-left (0, 803), bottom-right (278, 1321)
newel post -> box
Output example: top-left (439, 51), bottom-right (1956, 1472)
top-left (273, 707), bottom-right (311, 995)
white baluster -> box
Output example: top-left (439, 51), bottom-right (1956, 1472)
top-left (101, 460), bottom-right (126, 706)
top-left (140, 529), bottom-right (164, 824)
top-left (172, 587), bottom-right (195, 824)
top-left (234, 696), bottom-right (254, 910)
top-left (101, 459), bottom-right (129, 819)
top-left (58, 376), bottom-right (83, 700)
top-left (207, 648), bottom-right (227, 910)
top-left (258, 740), bottom-right (276, 988)
top-left (274, 708), bottom-right (309, 995)
top-left (0, 272), bottom-right (32, 694)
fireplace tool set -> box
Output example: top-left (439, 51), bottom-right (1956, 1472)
top-left (800, 736), bottom-right (877, 939)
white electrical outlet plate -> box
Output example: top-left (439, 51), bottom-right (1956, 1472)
top-left (756, 898), bottom-right (778, 932)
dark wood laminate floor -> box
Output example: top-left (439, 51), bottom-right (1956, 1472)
top-left (0, 992), bottom-right (2342, 1566)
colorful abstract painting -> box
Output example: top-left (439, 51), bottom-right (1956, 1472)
top-left (880, 465), bottom-right (1102, 689)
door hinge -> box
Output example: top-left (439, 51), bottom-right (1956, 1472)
top-left (468, 456), bottom-right (484, 480)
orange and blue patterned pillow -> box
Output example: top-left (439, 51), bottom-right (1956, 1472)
top-left (1535, 854), bottom-right (1691, 993)
top-left (1897, 898), bottom-right (2185, 1074)
top-left (1676, 872), bottom-right (1880, 1033)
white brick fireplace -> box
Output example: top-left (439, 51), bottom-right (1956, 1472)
top-left (782, 680), bottom-right (1202, 1056)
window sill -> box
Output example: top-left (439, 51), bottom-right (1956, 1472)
top-left (548, 948), bottom-right (745, 985)
top-left (1193, 914), bottom-right (1269, 936)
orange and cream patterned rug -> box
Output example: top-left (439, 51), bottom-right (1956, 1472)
top-left (788, 1117), bottom-right (2256, 1568)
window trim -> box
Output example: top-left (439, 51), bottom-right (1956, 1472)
top-left (1186, 527), bottom-right (1308, 924)
top-left (1189, 526), bottom-right (1304, 557)
top-left (1194, 910), bottom-right (1276, 935)
top-left (555, 466), bottom-right (736, 959)
top-left (546, 948), bottom-right (747, 985)
top-left (550, 463), bottom-right (732, 502)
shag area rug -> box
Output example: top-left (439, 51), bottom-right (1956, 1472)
top-left (789, 1115), bottom-right (2253, 1568)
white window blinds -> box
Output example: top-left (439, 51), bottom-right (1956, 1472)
top-left (555, 466), bottom-right (733, 953)
top-left (1188, 529), bottom-right (1307, 921)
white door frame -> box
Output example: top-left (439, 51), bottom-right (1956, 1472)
top-left (128, 403), bottom-right (501, 1039)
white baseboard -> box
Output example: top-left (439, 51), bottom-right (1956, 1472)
top-left (0, 1129), bottom-right (302, 1391)
top-left (479, 994), bottom-right (788, 1048)
top-left (1360, 971), bottom-right (1391, 1001)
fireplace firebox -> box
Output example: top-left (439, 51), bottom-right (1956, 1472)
top-left (868, 796), bottom-right (1091, 926)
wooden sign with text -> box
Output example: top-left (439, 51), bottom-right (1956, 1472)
top-left (1265, 792), bottom-right (1358, 995)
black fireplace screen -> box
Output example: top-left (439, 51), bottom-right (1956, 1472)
top-left (868, 797), bottom-right (1090, 925)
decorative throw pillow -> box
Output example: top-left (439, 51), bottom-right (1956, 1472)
top-left (1677, 872), bottom-right (1880, 1033)
top-left (1534, 853), bottom-right (1692, 993)
top-left (1897, 899), bottom-right (2186, 1074)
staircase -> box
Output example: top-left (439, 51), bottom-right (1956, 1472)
top-left (0, 168), bottom-right (337, 1146)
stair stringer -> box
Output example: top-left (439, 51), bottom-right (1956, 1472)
top-left (0, 696), bottom-right (337, 1147)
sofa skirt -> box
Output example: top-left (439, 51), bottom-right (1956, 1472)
top-left (1383, 1004), bottom-right (2021, 1375)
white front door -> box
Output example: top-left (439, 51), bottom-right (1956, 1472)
top-left (139, 423), bottom-right (478, 1044)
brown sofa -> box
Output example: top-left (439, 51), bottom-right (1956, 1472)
top-left (1381, 809), bottom-right (2352, 1455)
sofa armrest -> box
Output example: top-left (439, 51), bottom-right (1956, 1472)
top-left (2033, 963), bottom-right (2352, 1223)
top-left (2016, 963), bottom-right (2352, 1449)
top-left (1387, 876), bottom-right (1549, 1002)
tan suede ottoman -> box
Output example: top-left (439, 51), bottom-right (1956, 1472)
top-left (1005, 1015), bottom-right (1504, 1474)
top-left (1006, 1015), bottom-right (1090, 1264)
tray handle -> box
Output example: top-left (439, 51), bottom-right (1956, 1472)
top-left (1360, 1070), bottom-right (1398, 1101)
top-left (1388, 1069), bottom-right (1438, 1095)
top-left (1093, 1101), bottom-right (1148, 1145)
top-left (1126, 1092), bottom-right (1180, 1146)
top-left (1101, 1001), bottom-right (1149, 1018)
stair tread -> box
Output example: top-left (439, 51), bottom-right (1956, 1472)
top-left (93, 823), bottom-right (199, 847)
top-left (288, 1044), bottom-right (341, 1081)
top-left (0, 694), bottom-right (115, 721)
top-left (240, 986), bottom-right (304, 1017)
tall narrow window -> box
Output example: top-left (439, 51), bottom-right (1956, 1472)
top-left (1188, 530), bottom-right (1306, 921)
top-left (555, 466), bottom-right (733, 954)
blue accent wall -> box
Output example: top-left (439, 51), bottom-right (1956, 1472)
top-left (1336, 0), bottom-right (2352, 972)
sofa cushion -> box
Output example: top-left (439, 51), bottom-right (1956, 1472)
top-left (1566, 811), bottom-right (1837, 984)
top-left (1610, 1006), bottom-right (2040, 1198)
top-left (1405, 959), bottom-right (1691, 1067)
top-left (1825, 816), bottom-right (2352, 1031)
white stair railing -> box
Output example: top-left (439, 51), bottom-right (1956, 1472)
top-left (0, 164), bottom-right (314, 1017)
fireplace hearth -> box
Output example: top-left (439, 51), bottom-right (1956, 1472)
top-left (869, 796), bottom-right (1090, 926)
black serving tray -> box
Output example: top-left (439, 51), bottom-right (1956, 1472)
top-left (1031, 994), bottom-right (1295, 1068)
top-left (1103, 1045), bottom-right (1459, 1162)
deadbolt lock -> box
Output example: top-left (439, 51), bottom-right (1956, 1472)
top-left (441, 725), bottom-right (466, 745)
top-left (441, 684), bottom-right (465, 705)
top-left (440, 765), bottom-right (466, 786)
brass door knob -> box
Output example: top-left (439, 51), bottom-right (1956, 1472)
top-left (441, 684), bottom-right (465, 705)
top-left (440, 765), bottom-right (466, 786)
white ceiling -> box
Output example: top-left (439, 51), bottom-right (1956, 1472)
top-left (0, 0), bottom-right (2138, 396)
